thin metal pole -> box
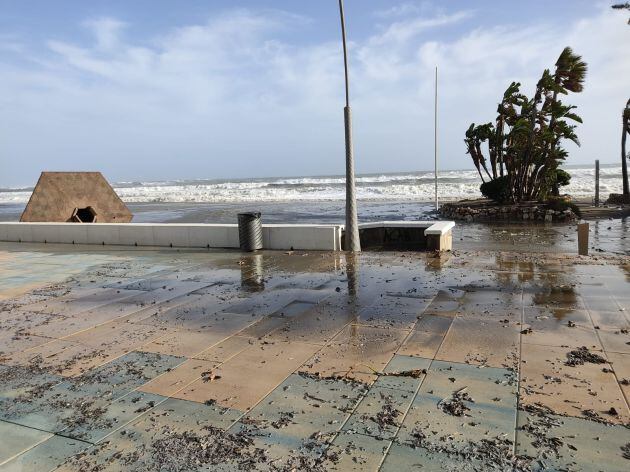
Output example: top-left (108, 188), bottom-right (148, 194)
top-left (595, 159), bottom-right (600, 207)
top-left (338, 0), bottom-right (360, 252)
top-left (434, 66), bottom-right (439, 211)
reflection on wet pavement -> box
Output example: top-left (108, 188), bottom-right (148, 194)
top-left (0, 241), bottom-right (629, 471)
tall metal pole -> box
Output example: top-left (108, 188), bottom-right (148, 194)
top-left (338, 0), bottom-right (361, 252)
top-left (434, 66), bottom-right (439, 211)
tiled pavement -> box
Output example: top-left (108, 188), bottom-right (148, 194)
top-left (0, 242), bottom-right (629, 471)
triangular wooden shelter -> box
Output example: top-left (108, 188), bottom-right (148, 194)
top-left (20, 172), bottom-right (132, 223)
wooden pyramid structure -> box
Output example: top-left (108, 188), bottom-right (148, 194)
top-left (20, 172), bottom-right (132, 223)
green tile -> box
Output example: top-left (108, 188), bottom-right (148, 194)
top-left (0, 421), bottom-right (51, 465)
top-left (327, 431), bottom-right (390, 471)
top-left (516, 411), bottom-right (630, 472)
top-left (342, 385), bottom-right (414, 440)
top-left (379, 355), bottom-right (431, 392)
top-left (396, 361), bottom-right (517, 453)
top-left (63, 391), bottom-right (168, 443)
top-left (0, 435), bottom-right (89, 472)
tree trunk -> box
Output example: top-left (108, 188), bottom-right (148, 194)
top-left (622, 113), bottom-right (629, 196)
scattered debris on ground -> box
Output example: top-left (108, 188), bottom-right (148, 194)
top-left (565, 346), bottom-right (607, 366)
top-left (370, 393), bottom-right (402, 431)
top-left (380, 369), bottom-right (426, 378)
top-left (437, 387), bottom-right (474, 417)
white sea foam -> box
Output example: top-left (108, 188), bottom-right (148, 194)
top-left (0, 166), bottom-right (622, 204)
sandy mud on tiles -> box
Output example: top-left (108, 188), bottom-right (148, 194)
top-left (0, 242), bottom-right (629, 471)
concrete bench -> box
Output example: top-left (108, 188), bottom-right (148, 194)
top-left (357, 220), bottom-right (455, 251)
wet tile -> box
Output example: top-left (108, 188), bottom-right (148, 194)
top-left (63, 391), bottom-right (168, 443)
top-left (173, 341), bottom-right (320, 411)
top-left (193, 335), bottom-right (254, 363)
top-left (301, 325), bottom-right (408, 383)
top-left (139, 358), bottom-right (220, 397)
top-left (64, 321), bottom-right (169, 351)
top-left (327, 431), bottom-right (390, 471)
top-left (0, 364), bottom-right (62, 402)
top-left (3, 339), bottom-right (107, 375)
top-left (381, 441), bottom-right (486, 471)
top-left (265, 301), bottom-right (354, 345)
top-left (587, 309), bottom-right (630, 330)
top-left (138, 396), bottom-right (242, 431)
top-left (583, 295), bottom-right (623, 312)
top-left (596, 328), bottom-right (630, 354)
top-left (0, 332), bottom-right (53, 358)
top-left (0, 435), bottom-right (90, 472)
top-left (380, 355), bottom-right (431, 392)
top-left (31, 288), bottom-right (145, 316)
top-left (397, 315), bottom-right (452, 359)
top-left (356, 296), bottom-right (431, 330)
top-left (396, 361), bottom-right (517, 453)
top-left (436, 314), bottom-right (520, 368)
top-left (238, 315), bottom-right (291, 338)
top-left (140, 328), bottom-right (229, 358)
top-left (522, 309), bottom-right (601, 349)
top-left (0, 420), bottom-right (51, 465)
top-left (232, 373), bottom-right (366, 456)
top-left (66, 351), bottom-right (186, 400)
top-left (606, 352), bottom-right (630, 400)
top-left (516, 411), bottom-right (630, 472)
top-left (342, 385), bottom-right (414, 439)
top-left (222, 291), bottom-right (304, 317)
top-left (520, 343), bottom-right (628, 423)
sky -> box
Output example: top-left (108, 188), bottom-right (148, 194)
top-left (0, 1), bottom-right (628, 187)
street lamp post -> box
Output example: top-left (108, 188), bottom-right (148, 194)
top-left (338, 0), bottom-right (361, 252)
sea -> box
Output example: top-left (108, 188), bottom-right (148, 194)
top-left (0, 164), bottom-right (622, 224)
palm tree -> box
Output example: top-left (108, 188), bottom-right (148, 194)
top-left (612, 3), bottom-right (630, 24)
top-left (623, 99), bottom-right (630, 197)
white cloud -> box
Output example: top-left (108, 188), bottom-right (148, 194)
top-left (83, 17), bottom-right (127, 50)
top-left (0, 5), bottom-right (628, 186)
top-left (374, 2), bottom-right (424, 18)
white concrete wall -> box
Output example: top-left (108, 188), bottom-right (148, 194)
top-left (0, 222), bottom-right (342, 251)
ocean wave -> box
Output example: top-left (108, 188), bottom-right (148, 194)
top-left (0, 166), bottom-right (623, 204)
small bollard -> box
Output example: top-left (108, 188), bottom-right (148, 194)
top-left (594, 160), bottom-right (600, 207)
top-left (577, 221), bottom-right (589, 256)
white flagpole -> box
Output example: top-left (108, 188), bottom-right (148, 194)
top-left (434, 66), bottom-right (439, 211)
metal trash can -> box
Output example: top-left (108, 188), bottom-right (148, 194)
top-left (238, 212), bottom-right (263, 251)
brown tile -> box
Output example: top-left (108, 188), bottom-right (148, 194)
top-left (522, 309), bottom-right (601, 349)
top-left (587, 310), bottom-right (630, 330)
top-left (139, 358), bottom-right (220, 396)
top-left (140, 328), bottom-right (227, 358)
top-left (5, 338), bottom-right (119, 377)
top-left (520, 343), bottom-right (628, 424)
top-left (597, 328), bottom-right (630, 354)
top-left (173, 340), bottom-right (320, 410)
top-left (301, 325), bottom-right (408, 381)
top-left (193, 335), bottom-right (254, 363)
top-left (606, 352), bottom-right (630, 402)
top-left (436, 314), bottom-right (520, 368)
top-left (265, 301), bottom-right (354, 345)
top-left (64, 321), bottom-right (169, 350)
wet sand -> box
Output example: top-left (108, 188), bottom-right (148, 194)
top-left (0, 241), bottom-right (629, 471)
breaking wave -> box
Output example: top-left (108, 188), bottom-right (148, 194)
top-left (0, 165), bottom-right (622, 204)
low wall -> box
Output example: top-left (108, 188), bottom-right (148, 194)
top-left (439, 203), bottom-right (577, 223)
top-left (0, 223), bottom-right (343, 251)
top-left (357, 221), bottom-right (453, 251)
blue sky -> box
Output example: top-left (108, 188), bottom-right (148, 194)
top-left (1, 1), bottom-right (628, 186)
